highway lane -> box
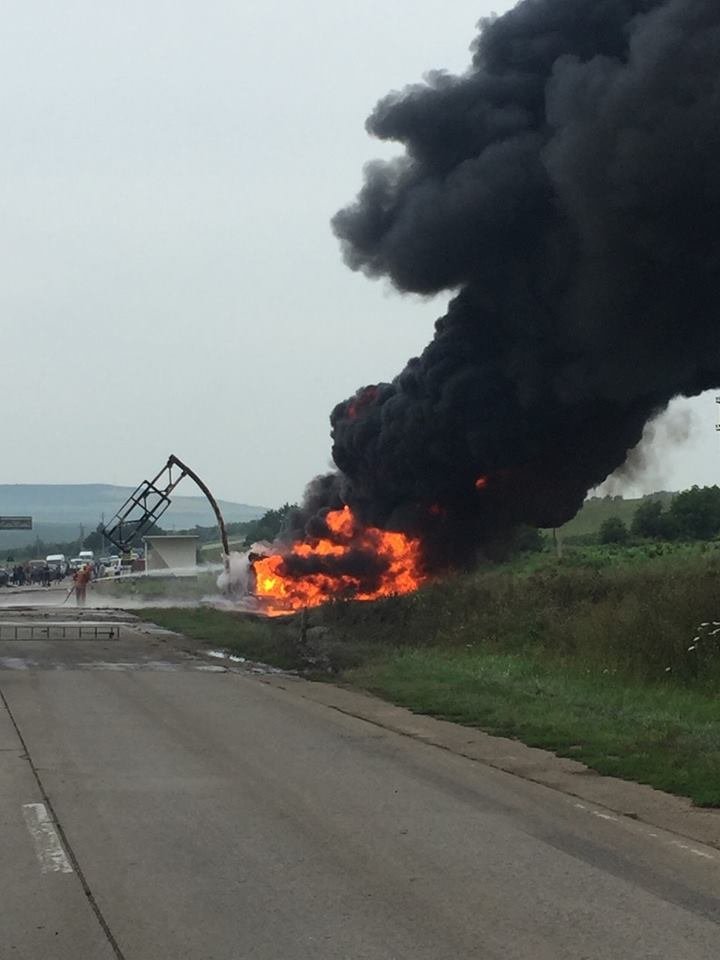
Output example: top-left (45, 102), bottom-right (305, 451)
top-left (0, 617), bottom-right (718, 959)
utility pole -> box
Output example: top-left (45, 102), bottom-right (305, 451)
top-left (552, 527), bottom-right (563, 559)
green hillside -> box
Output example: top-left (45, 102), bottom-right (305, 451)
top-left (0, 484), bottom-right (266, 549)
top-left (0, 485), bottom-right (685, 552)
top-left (558, 492), bottom-right (676, 538)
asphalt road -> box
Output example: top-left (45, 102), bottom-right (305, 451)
top-left (0, 610), bottom-right (718, 959)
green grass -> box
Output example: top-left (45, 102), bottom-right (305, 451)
top-left (557, 492), bottom-right (674, 538)
top-left (312, 549), bottom-right (720, 682)
top-left (199, 539), bottom-right (247, 563)
top-left (139, 607), bottom-right (305, 671)
top-left (94, 572), bottom-right (219, 601)
top-left (347, 649), bottom-right (720, 807)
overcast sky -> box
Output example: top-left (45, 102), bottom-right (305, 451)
top-left (1, 1), bottom-right (717, 508)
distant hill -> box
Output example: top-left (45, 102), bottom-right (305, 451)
top-left (558, 491), bottom-right (676, 538)
top-left (0, 483), bottom-right (683, 553)
top-left (0, 484), bottom-right (266, 549)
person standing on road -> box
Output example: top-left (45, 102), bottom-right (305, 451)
top-left (74, 563), bottom-right (92, 607)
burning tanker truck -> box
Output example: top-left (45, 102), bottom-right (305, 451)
top-left (239, 0), bottom-right (720, 614)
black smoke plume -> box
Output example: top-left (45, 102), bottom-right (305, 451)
top-left (296, 0), bottom-right (720, 572)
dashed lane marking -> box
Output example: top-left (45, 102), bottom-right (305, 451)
top-left (574, 801), bottom-right (717, 862)
top-left (670, 840), bottom-right (716, 861)
top-left (22, 803), bottom-right (73, 874)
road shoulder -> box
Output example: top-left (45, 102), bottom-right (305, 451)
top-left (260, 672), bottom-right (720, 852)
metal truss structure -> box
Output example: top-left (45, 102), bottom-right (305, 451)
top-left (100, 455), bottom-right (230, 563)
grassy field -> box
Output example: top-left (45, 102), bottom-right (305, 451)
top-left (139, 543), bottom-right (720, 807)
top-left (93, 572), bottom-right (219, 602)
top-left (199, 539), bottom-right (247, 564)
top-left (346, 651), bottom-right (720, 806)
top-left (139, 607), bottom-right (304, 670)
top-left (554, 492), bottom-right (674, 539)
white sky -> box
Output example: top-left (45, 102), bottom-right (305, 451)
top-left (1, 1), bottom-right (717, 507)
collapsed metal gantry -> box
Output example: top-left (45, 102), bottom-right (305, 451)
top-left (100, 455), bottom-right (230, 567)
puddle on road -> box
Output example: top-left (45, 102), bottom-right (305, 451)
top-left (0, 657), bottom-right (34, 670)
top-left (0, 657), bottom-right (232, 673)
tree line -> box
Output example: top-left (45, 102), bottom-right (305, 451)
top-left (600, 486), bottom-right (720, 544)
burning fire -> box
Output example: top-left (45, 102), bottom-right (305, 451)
top-left (346, 385), bottom-right (379, 420)
top-left (252, 506), bottom-right (425, 613)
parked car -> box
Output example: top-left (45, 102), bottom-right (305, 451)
top-left (97, 556), bottom-right (121, 578)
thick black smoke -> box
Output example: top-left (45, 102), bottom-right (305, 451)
top-left (299, 0), bottom-right (720, 571)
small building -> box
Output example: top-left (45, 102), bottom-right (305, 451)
top-left (143, 535), bottom-right (199, 574)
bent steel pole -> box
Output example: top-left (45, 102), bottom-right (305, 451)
top-left (166, 455), bottom-right (231, 566)
top-left (101, 455), bottom-right (231, 576)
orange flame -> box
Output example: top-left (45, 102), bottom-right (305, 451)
top-left (475, 476), bottom-right (489, 491)
top-left (346, 385), bottom-right (379, 421)
top-left (252, 506), bottom-right (425, 614)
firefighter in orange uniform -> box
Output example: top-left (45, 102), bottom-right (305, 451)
top-left (73, 563), bottom-right (93, 608)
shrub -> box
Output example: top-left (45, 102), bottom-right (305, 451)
top-left (313, 549), bottom-right (720, 682)
top-left (599, 516), bottom-right (629, 544)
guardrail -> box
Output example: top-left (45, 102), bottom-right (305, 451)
top-left (0, 622), bottom-right (122, 641)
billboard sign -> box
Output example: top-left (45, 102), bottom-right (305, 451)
top-left (0, 517), bottom-right (33, 530)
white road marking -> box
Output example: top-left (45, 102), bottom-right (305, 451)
top-left (670, 840), bottom-right (715, 861)
top-left (78, 662), bottom-right (139, 671)
top-left (570, 798), bottom-right (718, 863)
top-left (592, 811), bottom-right (619, 822)
top-left (22, 803), bottom-right (73, 874)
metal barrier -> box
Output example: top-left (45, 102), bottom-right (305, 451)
top-left (0, 622), bottom-right (122, 641)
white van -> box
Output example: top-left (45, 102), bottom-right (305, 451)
top-left (78, 550), bottom-right (95, 563)
top-left (46, 554), bottom-right (68, 577)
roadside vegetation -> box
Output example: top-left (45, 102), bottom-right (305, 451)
top-left (135, 487), bottom-right (720, 807)
top-left (94, 571), bottom-right (219, 601)
top-left (198, 504), bottom-right (297, 562)
top-left (140, 537), bottom-right (720, 807)
top-left (139, 607), bottom-right (303, 670)
top-left (561, 485), bottom-right (720, 547)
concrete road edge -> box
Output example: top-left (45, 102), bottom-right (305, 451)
top-left (259, 673), bottom-right (720, 851)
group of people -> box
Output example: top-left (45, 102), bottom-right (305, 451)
top-left (1, 560), bottom-right (95, 607)
top-left (8, 563), bottom-right (61, 587)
